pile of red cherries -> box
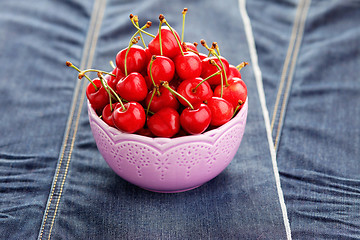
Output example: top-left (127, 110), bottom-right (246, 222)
top-left (67, 9), bottom-right (248, 138)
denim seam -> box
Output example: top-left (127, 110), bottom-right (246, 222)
top-left (238, 0), bottom-right (292, 239)
top-left (270, 0), bottom-right (306, 134)
top-left (37, 0), bottom-right (107, 239)
top-left (274, 0), bottom-right (311, 151)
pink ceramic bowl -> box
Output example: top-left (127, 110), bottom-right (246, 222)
top-left (87, 98), bottom-right (248, 193)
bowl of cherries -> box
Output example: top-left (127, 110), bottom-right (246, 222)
top-left (67, 9), bottom-right (248, 193)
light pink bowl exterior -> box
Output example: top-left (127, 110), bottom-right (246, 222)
top-left (87, 98), bottom-right (248, 193)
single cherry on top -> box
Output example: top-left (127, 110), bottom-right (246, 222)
top-left (112, 101), bottom-right (146, 134)
top-left (147, 55), bottom-right (175, 86)
top-left (116, 72), bottom-right (148, 102)
top-left (176, 77), bottom-right (213, 106)
top-left (148, 26), bottom-right (181, 58)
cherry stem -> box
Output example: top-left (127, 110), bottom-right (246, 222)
top-left (160, 15), bottom-right (184, 56)
top-left (124, 23), bottom-right (149, 76)
top-left (236, 61), bottom-right (249, 71)
top-left (146, 88), bottom-right (157, 117)
top-left (98, 73), bottom-right (113, 111)
top-left (148, 55), bottom-right (159, 90)
top-left (109, 60), bottom-right (116, 69)
top-left (66, 61), bottom-right (98, 91)
top-left (201, 39), bottom-right (228, 86)
top-left (130, 14), bottom-right (155, 38)
top-left (158, 20), bottom-right (163, 55)
top-left (181, 8), bottom-right (188, 43)
top-left (162, 81), bottom-right (194, 110)
top-left (233, 100), bottom-right (244, 117)
top-left (193, 70), bottom-right (221, 91)
top-left (135, 20), bottom-right (147, 48)
top-left (98, 72), bottom-right (126, 111)
top-left (209, 59), bottom-right (225, 97)
top-left (80, 69), bottom-right (116, 78)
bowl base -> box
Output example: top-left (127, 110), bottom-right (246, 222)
top-left (141, 184), bottom-right (202, 193)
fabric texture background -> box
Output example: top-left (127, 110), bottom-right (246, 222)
top-left (0, 0), bottom-right (358, 239)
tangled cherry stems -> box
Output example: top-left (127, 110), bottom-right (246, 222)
top-left (124, 20), bottom-right (152, 76)
top-left (66, 61), bottom-right (98, 90)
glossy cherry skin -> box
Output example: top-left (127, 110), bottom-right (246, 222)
top-left (176, 77), bottom-right (213, 106)
top-left (228, 64), bottom-right (242, 79)
top-left (145, 85), bottom-right (179, 113)
top-left (147, 107), bottom-right (180, 138)
top-left (112, 102), bottom-right (146, 133)
top-left (116, 72), bottom-right (148, 102)
top-left (147, 55), bottom-right (175, 86)
top-left (86, 79), bottom-right (109, 113)
top-left (206, 97), bottom-right (234, 126)
top-left (106, 67), bottom-right (124, 91)
top-left (116, 45), bottom-right (147, 75)
top-left (148, 26), bottom-right (182, 59)
top-left (180, 103), bottom-right (211, 134)
top-left (214, 77), bottom-right (247, 108)
top-left (102, 102), bottom-right (119, 127)
top-left (201, 56), bottom-right (230, 86)
top-left (174, 52), bottom-right (202, 80)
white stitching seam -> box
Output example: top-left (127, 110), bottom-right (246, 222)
top-left (238, 0), bottom-right (292, 239)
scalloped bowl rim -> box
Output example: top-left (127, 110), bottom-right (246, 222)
top-left (87, 97), bottom-right (248, 150)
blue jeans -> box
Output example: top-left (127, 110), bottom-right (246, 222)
top-left (0, 0), bottom-right (358, 239)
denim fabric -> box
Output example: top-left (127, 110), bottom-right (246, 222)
top-left (247, 0), bottom-right (360, 239)
top-left (0, 0), bottom-right (358, 239)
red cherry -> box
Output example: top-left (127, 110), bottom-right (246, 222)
top-left (106, 67), bottom-right (124, 90)
top-left (214, 77), bottom-right (247, 108)
top-left (86, 79), bottom-right (109, 113)
top-left (174, 52), bottom-right (202, 80)
top-left (201, 56), bottom-right (230, 86)
top-left (147, 107), bottom-right (180, 137)
top-left (102, 103), bottom-right (119, 127)
top-left (116, 72), bottom-right (148, 102)
top-left (115, 45), bottom-right (147, 75)
top-left (180, 103), bottom-right (211, 134)
top-left (145, 85), bottom-right (179, 113)
top-left (176, 77), bottom-right (213, 106)
top-left (206, 97), bottom-right (234, 126)
top-left (112, 102), bottom-right (146, 133)
top-left (147, 55), bottom-right (175, 86)
top-left (148, 26), bottom-right (182, 59)
top-left (228, 64), bottom-right (242, 79)
top-left (144, 47), bottom-right (152, 66)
